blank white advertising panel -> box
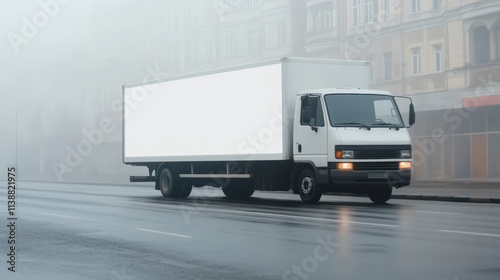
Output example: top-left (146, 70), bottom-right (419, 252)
top-left (124, 63), bottom-right (284, 163)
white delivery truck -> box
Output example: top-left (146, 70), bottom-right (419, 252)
top-left (123, 57), bottom-right (415, 204)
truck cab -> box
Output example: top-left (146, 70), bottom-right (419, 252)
top-left (293, 88), bottom-right (415, 203)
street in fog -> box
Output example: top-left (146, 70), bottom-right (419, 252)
top-left (1, 1), bottom-right (500, 280)
top-left (1, 181), bottom-right (499, 280)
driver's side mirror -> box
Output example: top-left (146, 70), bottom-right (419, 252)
top-left (409, 103), bottom-right (415, 126)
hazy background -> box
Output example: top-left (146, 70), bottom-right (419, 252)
top-left (1, 0), bottom-right (499, 183)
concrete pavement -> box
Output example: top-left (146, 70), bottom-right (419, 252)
top-left (20, 178), bottom-right (500, 203)
top-left (391, 180), bottom-right (500, 203)
top-left (3, 181), bottom-right (500, 280)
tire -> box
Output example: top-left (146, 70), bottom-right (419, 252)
top-left (158, 166), bottom-right (182, 198)
top-left (297, 168), bottom-right (322, 204)
top-left (368, 185), bottom-right (392, 204)
top-left (222, 180), bottom-right (254, 199)
top-left (178, 184), bottom-right (192, 198)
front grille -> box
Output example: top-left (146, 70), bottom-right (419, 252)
top-left (353, 162), bottom-right (399, 171)
top-left (355, 150), bottom-right (400, 159)
top-left (336, 145), bottom-right (411, 160)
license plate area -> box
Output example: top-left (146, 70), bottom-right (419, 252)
top-left (368, 172), bottom-right (388, 179)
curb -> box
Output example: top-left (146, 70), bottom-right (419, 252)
top-left (391, 194), bottom-right (500, 204)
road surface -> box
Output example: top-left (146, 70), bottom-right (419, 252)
top-left (1, 181), bottom-right (499, 280)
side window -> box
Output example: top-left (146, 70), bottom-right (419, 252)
top-left (300, 96), bottom-right (325, 127)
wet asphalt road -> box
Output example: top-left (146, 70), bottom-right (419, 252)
top-left (1, 182), bottom-right (499, 280)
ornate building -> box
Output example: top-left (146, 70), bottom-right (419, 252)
top-left (302, 0), bottom-right (500, 180)
top-left (139, 0), bottom-right (500, 180)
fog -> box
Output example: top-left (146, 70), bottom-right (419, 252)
top-left (1, 0), bottom-right (499, 183)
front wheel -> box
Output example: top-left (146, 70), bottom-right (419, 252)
top-left (297, 169), bottom-right (322, 204)
top-left (368, 185), bottom-right (392, 204)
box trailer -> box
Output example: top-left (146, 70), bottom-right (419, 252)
top-left (123, 57), bottom-right (415, 203)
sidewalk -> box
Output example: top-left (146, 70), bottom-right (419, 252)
top-left (392, 180), bottom-right (500, 203)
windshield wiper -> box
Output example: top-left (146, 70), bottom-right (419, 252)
top-left (333, 122), bottom-right (371, 130)
top-left (371, 122), bottom-right (400, 131)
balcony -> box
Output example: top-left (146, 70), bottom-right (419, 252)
top-left (469, 62), bottom-right (500, 88)
top-left (306, 29), bottom-right (338, 44)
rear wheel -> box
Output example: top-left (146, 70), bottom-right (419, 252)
top-left (368, 185), bottom-right (392, 204)
top-left (158, 166), bottom-right (182, 198)
top-left (222, 180), bottom-right (254, 199)
top-left (178, 184), bottom-right (192, 198)
top-left (297, 168), bottom-right (322, 204)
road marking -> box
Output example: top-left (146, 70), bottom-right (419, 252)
top-left (136, 228), bottom-right (191, 238)
top-left (437, 230), bottom-right (500, 238)
top-left (29, 211), bottom-right (83, 220)
top-left (122, 201), bottom-right (398, 228)
top-left (198, 207), bottom-right (399, 228)
top-left (414, 211), bottom-right (460, 215)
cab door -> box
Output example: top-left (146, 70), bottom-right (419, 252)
top-left (293, 94), bottom-right (328, 168)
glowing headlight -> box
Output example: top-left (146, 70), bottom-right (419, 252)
top-left (337, 163), bottom-right (353, 170)
top-left (399, 162), bottom-right (412, 169)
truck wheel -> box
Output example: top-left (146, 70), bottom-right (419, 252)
top-left (368, 185), bottom-right (392, 204)
top-left (298, 169), bottom-right (322, 204)
top-left (158, 167), bottom-right (181, 198)
top-left (178, 184), bottom-right (192, 198)
top-left (222, 180), bottom-right (254, 199)
top-left (241, 182), bottom-right (255, 198)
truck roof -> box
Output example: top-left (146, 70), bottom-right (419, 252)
top-left (298, 88), bottom-right (392, 96)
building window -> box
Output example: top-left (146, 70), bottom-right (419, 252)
top-left (411, 47), bottom-right (421, 75)
top-left (353, 0), bottom-right (361, 26)
top-left (324, 10), bottom-right (334, 29)
top-left (278, 19), bottom-right (287, 46)
top-left (353, 0), bottom-right (377, 27)
top-left (411, 0), bottom-right (420, 13)
top-left (223, 33), bottom-right (235, 59)
top-left (247, 28), bottom-right (260, 55)
top-left (200, 37), bottom-right (214, 63)
top-left (363, 0), bottom-right (373, 24)
top-left (473, 26), bottom-right (491, 65)
top-left (266, 19), bottom-right (287, 48)
top-left (308, 2), bottom-right (336, 32)
top-left (434, 44), bottom-right (443, 72)
top-left (432, 0), bottom-right (442, 10)
top-left (382, 0), bottom-right (391, 21)
top-left (246, 0), bottom-right (258, 9)
top-left (384, 52), bottom-right (393, 80)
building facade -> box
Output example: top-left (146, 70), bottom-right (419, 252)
top-left (154, 0), bottom-right (500, 181)
top-left (22, 0), bottom-right (499, 183)
top-left (302, 0), bottom-right (500, 180)
top-left (161, 0), bottom-right (306, 74)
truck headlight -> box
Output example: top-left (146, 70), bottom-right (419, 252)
top-left (401, 150), bottom-right (411, 158)
top-left (337, 163), bottom-right (353, 170)
top-left (399, 162), bottom-right (412, 169)
top-left (336, 150), bottom-right (354, 159)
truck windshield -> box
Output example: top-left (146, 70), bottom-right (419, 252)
top-left (324, 94), bottom-right (404, 128)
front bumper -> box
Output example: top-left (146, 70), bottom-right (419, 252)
top-left (329, 169), bottom-right (411, 188)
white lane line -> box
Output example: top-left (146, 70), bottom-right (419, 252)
top-left (29, 211), bottom-right (83, 220)
top-left (437, 230), bottom-right (500, 238)
top-left (135, 228), bottom-right (191, 238)
top-left (122, 201), bottom-right (398, 228)
top-left (414, 211), bottom-right (460, 215)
